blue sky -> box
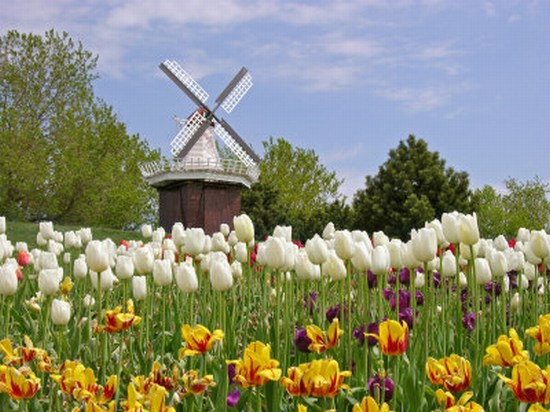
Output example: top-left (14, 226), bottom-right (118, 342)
top-left (3, 0), bottom-right (549, 199)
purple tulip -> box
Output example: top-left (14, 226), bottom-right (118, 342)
top-left (303, 291), bottom-right (318, 314)
top-left (293, 328), bottom-right (312, 353)
top-left (462, 312), bottom-right (476, 332)
top-left (383, 288), bottom-right (394, 301)
top-left (415, 291), bottom-right (424, 306)
top-left (227, 388), bottom-right (240, 407)
top-left (353, 324), bottom-right (365, 346)
top-left (399, 268), bottom-right (411, 285)
top-left (367, 270), bottom-right (377, 288)
top-left (326, 304), bottom-right (341, 322)
top-left (484, 281), bottom-right (502, 297)
top-left (391, 290), bottom-right (411, 311)
top-left (228, 363), bottom-right (236, 384)
top-left (368, 374), bottom-right (395, 402)
top-left (399, 307), bottom-right (414, 328)
top-left (366, 322), bottom-right (379, 347)
top-left (388, 273), bottom-right (397, 286)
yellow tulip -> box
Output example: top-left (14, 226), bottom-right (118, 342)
top-left (483, 328), bottom-right (529, 367)
top-left (498, 360), bottom-right (550, 404)
top-left (227, 341), bottom-right (281, 388)
top-left (426, 354), bottom-right (471, 393)
top-left (280, 359), bottom-right (351, 398)
top-left (435, 389), bottom-right (484, 411)
top-left (526, 314), bottom-right (550, 355)
top-left (100, 299), bottom-right (142, 334)
top-left (178, 324), bottom-right (224, 358)
top-left (366, 319), bottom-right (408, 356)
top-left (306, 318), bottom-right (343, 353)
top-left (0, 365), bottom-right (41, 400)
top-left (352, 396), bottom-right (390, 412)
top-left (181, 370), bottom-right (216, 396)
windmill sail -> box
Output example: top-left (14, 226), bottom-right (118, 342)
top-left (160, 60), bottom-right (209, 109)
top-left (215, 68), bottom-right (253, 114)
top-left (214, 120), bottom-right (259, 167)
top-left (170, 111), bottom-right (209, 157)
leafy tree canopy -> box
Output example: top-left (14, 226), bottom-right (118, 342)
top-left (0, 29), bottom-right (160, 228)
top-left (472, 177), bottom-right (550, 239)
top-left (352, 135), bottom-right (472, 239)
top-left (242, 137), bottom-right (343, 240)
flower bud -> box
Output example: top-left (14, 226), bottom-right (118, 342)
top-left (133, 246), bottom-right (154, 275)
top-left (351, 241), bottom-right (371, 272)
top-left (334, 230), bottom-right (355, 261)
top-left (210, 260), bottom-right (233, 291)
top-left (233, 214), bottom-right (254, 243)
top-left (183, 228), bottom-right (206, 256)
top-left (442, 212), bottom-right (460, 244)
top-left (174, 262), bottom-right (198, 292)
top-left (371, 245), bottom-right (390, 276)
top-left (115, 255), bottom-right (134, 280)
top-left (38, 269), bottom-right (61, 296)
top-left (141, 224), bottom-right (153, 239)
top-left (153, 259), bottom-right (173, 287)
top-left (475, 258), bottom-right (491, 285)
top-left (0, 263), bottom-right (18, 296)
top-left (132, 276), bottom-right (147, 300)
top-left (305, 234), bottom-right (329, 265)
top-left (264, 236), bottom-right (286, 270)
top-left (73, 256), bottom-right (88, 280)
top-left (51, 299), bottom-right (71, 326)
top-left (85, 240), bottom-right (110, 273)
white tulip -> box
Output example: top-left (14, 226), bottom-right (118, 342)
top-left (523, 262), bottom-right (536, 281)
top-left (153, 259), bottom-right (173, 287)
top-left (234, 242), bottom-right (248, 263)
top-left (411, 227), bottom-right (438, 263)
top-left (38, 269), bottom-right (60, 296)
top-left (15, 242), bottom-right (28, 253)
top-left (528, 230), bottom-right (550, 260)
top-left (387, 239), bottom-right (403, 270)
top-left (372, 231), bottom-right (389, 247)
top-left (48, 240), bottom-right (64, 256)
top-left (511, 292), bottom-right (520, 311)
top-left (39, 252), bottom-right (59, 270)
top-left (441, 212), bottom-right (461, 244)
top-left (305, 234), bottom-right (329, 265)
top-left (152, 227), bottom-right (165, 244)
top-left (488, 250), bottom-right (508, 277)
top-left (183, 228), bottom-right (206, 256)
top-left (134, 246), bottom-right (154, 275)
top-left (334, 230), bottom-right (355, 261)
top-left (39, 221), bottom-right (55, 241)
top-left (141, 224), bottom-right (153, 239)
top-left (459, 242), bottom-right (479, 260)
top-left (132, 276), bottom-right (147, 300)
top-left (440, 250), bottom-right (457, 277)
top-left (351, 242), bottom-right (371, 272)
top-left (231, 260), bottom-right (243, 279)
top-left (77, 228), bottom-right (93, 245)
top-left (73, 256), bottom-right (88, 280)
top-left (220, 223), bottom-right (230, 237)
top-left (322, 222), bottom-right (335, 240)
top-left (85, 240), bottom-right (110, 273)
top-left (36, 232), bottom-right (47, 247)
top-left (458, 213), bottom-right (480, 246)
top-left (371, 245), bottom-right (390, 275)
top-left (51, 299), bottom-right (71, 326)
top-left (64, 231), bottom-right (82, 249)
top-left (163, 249), bottom-right (176, 264)
top-left (506, 250), bottom-right (525, 272)
top-left (0, 263), bottom-right (18, 296)
top-left (115, 255), bottom-right (134, 280)
top-left (414, 270), bottom-right (425, 288)
top-left (401, 240), bottom-right (420, 269)
top-left (63, 252), bottom-right (71, 265)
top-left (264, 237), bottom-right (286, 270)
top-left (210, 260), bottom-right (233, 291)
top-left (295, 250), bottom-right (317, 280)
top-left (211, 232), bottom-right (230, 254)
top-left (516, 228), bottom-right (530, 243)
top-left (89, 267), bottom-right (117, 291)
top-left (233, 214), bottom-right (254, 243)
top-left (493, 235), bottom-right (509, 251)
top-left (426, 219), bottom-right (449, 248)
top-left (171, 222), bottom-right (186, 246)
top-left (227, 231), bottom-right (238, 247)
top-left (83, 294), bottom-right (95, 308)
top-left (0, 217), bottom-right (5, 235)
top-left (273, 225), bottom-right (292, 242)
top-left (322, 250), bottom-right (347, 281)
top-left (175, 262), bottom-right (198, 292)
top-left (475, 258), bottom-right (491, 285)
top-left (459, 271), bottom-right (468, 287)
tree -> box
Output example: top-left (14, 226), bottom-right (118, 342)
top-left (472, 177), bottom-right (550, 238)
top-left (0, 30), bottom-right (160, 228)
top-left (241, 137), bottom-right (343, 240)
top-left (352, 135), bottom-right (472, 239)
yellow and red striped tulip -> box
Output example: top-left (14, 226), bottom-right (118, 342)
top-left (181, 370), bottom-right (216, 396)
top-left (352, 396), bottom-right (390, 412)
top-left (483, 328), bottom-right (529, 367)
top-left (426, 354), bottom-right (472, 393)
top-left (0, 365), bottom-right (41, 400)
top-left (526, 314), bottom-right (550, 356)
top-left (366, 319), bottom-right (409, 356)
top-left (435, 389), bottom-right (484, 411)
top-left (306, 318), bottom-right (343, 353)
top-left (498, 360), bottom-right (550, 404)
top-left (101, 300), bottom-right (142, 334)
top-left (227, 341), bottom-right (281, 388)
top-left (280, 359), bottom-right (351, 398)
top-left (179, 324), bottom-right (224, 357)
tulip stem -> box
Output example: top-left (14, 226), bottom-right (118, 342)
top-left (4, 296), bottom-right (11, 338)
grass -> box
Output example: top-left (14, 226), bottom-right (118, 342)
top-left (5, 220), bottom-right (144, 249)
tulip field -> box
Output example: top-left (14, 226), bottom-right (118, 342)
top-left (0, 213), bottom-right (550, 411)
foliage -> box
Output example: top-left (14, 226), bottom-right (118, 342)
top-left (0, 29), bottom-right (160, 228)
top-left (352, 135), bottom-right (472, 239)
top-left (242, 137), bottom-right (343, 240)
top-left (472, 177), bottom-right (550, 238)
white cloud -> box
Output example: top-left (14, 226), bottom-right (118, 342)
top-left (376, 86), bottom-right (449, 111)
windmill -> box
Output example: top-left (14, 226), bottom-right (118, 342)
top-left (140, 60), bottom-right (261, 233)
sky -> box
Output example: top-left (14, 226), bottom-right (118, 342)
top-left (2, 0), bottom-right (550, 199)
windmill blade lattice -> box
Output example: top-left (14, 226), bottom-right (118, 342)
top-left (161, 60), bottom-right (209, 105)
top-left (170, 111), bottom-right (207, 157)
top-left (214, 122), bottom-right (257, 167)
top-left (216, 68), bottom-right (253, 114)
